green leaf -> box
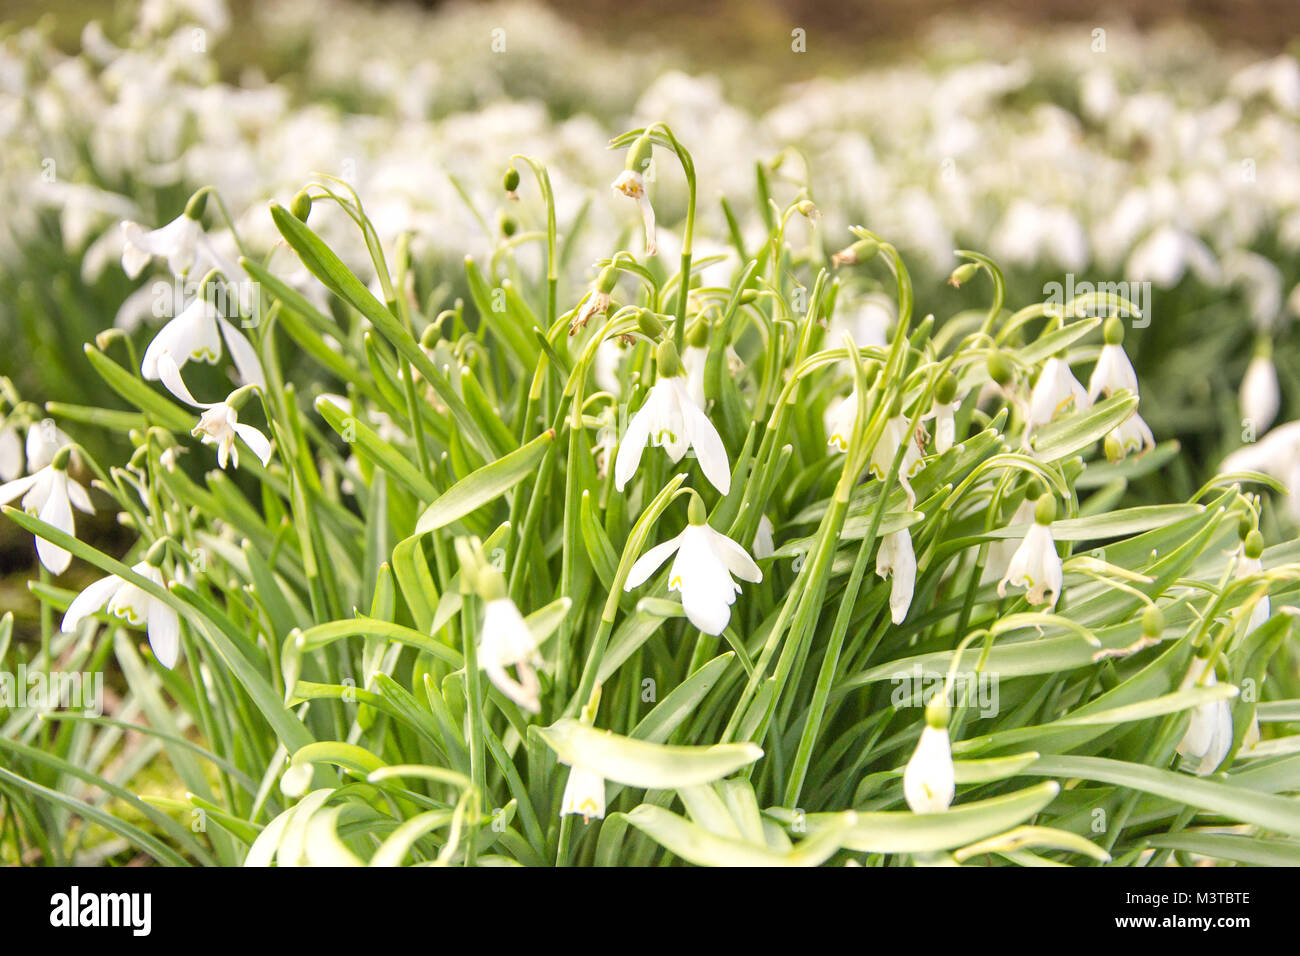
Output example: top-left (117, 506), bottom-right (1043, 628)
top-left (415, 429), bottom-right (554, 534)
top-left (537, 718), bottom-right (762, 788)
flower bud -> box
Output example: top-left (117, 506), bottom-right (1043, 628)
top-left (498, 210), bottom-right (518, 237)
top-left (626, 134), bottom-right (653, 176)
top-left (184, 188), bottom-right (209, 221)
top-left (831, 238), bottom-right (879, 269)
top-left (1244, 529), bottom-right (1265, 561)
top-left (289, 189), bottom-right (312, 223)
top-left (637, 309), bottom-right (666, 339)
top-left (1103, 316), bottom-right (1125, 346)
top-left (935, 371), bottom-right (958, 405)
top-left (947, 262), bottom-right (979, 288)
top-left (655, 340), bottom-right (684, 379)
top-left (987, 352), bottom-right (1014, 386)
top-left (146, 538), bottom-right (169, 568)
top-left (1142, 604), bottom-right (1164, 638)
top-left (503, 166), bottom-right (520, 197)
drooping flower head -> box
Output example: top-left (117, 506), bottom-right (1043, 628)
top-left (998, 493), bottom-right (1064, 608)
top-left (612, 134), bottom-right (657, 257)
top-left (0, 447), bottom-right (94, 575)
top-left (903, 698), bottom-right (956, 814)
top-left (62, 545), bottom-right (180, 669)
top-left (614, 340), bottom-right (731, 495)
top-left (157, 353), bottom-right (272, 471)
top-left (623, 494), bottom-right (761, 635)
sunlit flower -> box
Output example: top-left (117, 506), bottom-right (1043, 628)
top-left (903, 706), bottom-right (955, 814)
top-left (0, 461), bottom-right (94, 575)
top-left (157, 354), bottom-right (272, 471)
top-left (875, 528), bottom-right (916, 624)
top-left (998, 498), bottom-right (1063, 608)
top-left (1028, 356), bottom-right (1090, 429)
top-left (624, 515), bottom-right (761, 635)
top-left (61, 562), bottom-right (180, 669)
top-left (612, 169), bottom-right (657, 257)
top-left (614, 360), bottom-right (731, 495)
top-left (1175, 655), bottom-right (1233, 776)
top-left (479, 596), bottom-right (543, 714)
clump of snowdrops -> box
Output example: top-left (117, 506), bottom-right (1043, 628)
top-left (3, 124), bottom-right (1300, 867)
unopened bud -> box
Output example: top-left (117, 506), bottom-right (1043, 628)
top-left (948, 262), bottom-right (979, 288)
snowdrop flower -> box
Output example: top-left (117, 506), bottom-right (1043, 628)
top-left (0, 420), bottom-right (23, 482)
top-left (903, 700), bottom-right (955, 814)
top-left (1240, 345), bottom-right (1280, 433)
top-left (826, 389), bottom-right (859, 453)
top-left (25, 419), bottom-right (74, 473)
top-left (624, 496), bottom-right (761, 635)
top-left (1028, 354), bottom-right (1090, 429)
top-left (560, 765), bottom-right (607, 822)
top-left (142, 295), bottom-right (265, 389)
top-left (682, 325), bottom-right (710, 409)
top-left (868, 412), bottom-right (924, 507)
top-left (0, 451), bottom-right (94, 575)
top-left (614, 342), bottom-right (730, 494)
top-left (120, 202), bottom-right (204, 279)
top-left (998, 495), bottom-right (1063, 608)
top-left (1105, 409), bottom-right (1155, 462)
top-left (875, 528), bottom-right (916, 624)
top-left (926, 372), bottom-right (960, 454)
top-left (1219, 421), bottom-right (1300, 521)
top-left (156, 353), bottom-right (272, 471)
top-left (571, 265), bottom-right (618, 335)
top-left (612, 135), bottom-right (657, 256)
top-left (1088, 318), bottom-right (1139, 401)
top-left (1175, 654), bottom-right (1233, 776)
top-left (1236, 529), bottom-right (1270, 635)
top-left (479, 591), bottom-right (544, 714)
top-left (61, 555), bottom-right (180, 669)
top-left (753, 515), bottom-right (775, 560)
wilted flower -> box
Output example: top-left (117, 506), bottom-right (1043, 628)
top-left (157, 354), bottom-right (272, 471)
top-left (612, 136), bottom-right (657, 257)
top-left (868, 413), bottom-right (924, 507)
